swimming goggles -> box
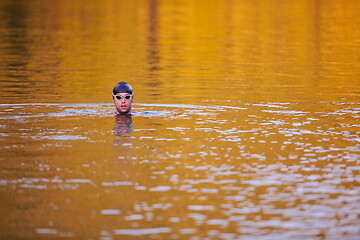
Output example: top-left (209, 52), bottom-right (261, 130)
top-left (114, 94), bottom-right (132, 100)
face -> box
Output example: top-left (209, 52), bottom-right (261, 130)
top-left (113, 93), bottom-right (133, 114)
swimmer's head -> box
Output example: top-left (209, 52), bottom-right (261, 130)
top-left (112, 82), bottom-right (134, 115)
top-left (113, 82), bottom-right (133, 95)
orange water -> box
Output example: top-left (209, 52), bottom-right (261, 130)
top-left (0, 0), bottom-right (359, 239)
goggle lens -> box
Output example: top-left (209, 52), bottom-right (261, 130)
top-left (115, 95), bottom-right (131, 100)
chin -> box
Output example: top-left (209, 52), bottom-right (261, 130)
top-left (118, 109), bottom-right (130, 114)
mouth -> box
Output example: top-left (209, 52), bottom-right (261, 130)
top-left (120, 105), bottom-right (127, 110)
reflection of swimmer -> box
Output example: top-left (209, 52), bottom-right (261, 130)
top-left (114, 114), bottom-right (134, 135)
top-left (112, 81), bottom-right (134, 115)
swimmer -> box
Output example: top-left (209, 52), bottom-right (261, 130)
top-left (112, 81), bottom-right (134, 115)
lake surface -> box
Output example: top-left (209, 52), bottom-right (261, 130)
top-left (0, 0), bottom-right (359, 239)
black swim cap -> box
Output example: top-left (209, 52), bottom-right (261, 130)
top-left (113, 82), bottom-right (133, 95)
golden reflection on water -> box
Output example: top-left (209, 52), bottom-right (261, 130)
top-left (0, 0), bottom-right (359, 104)
top-left (0, 0), bottom-right (359, 239)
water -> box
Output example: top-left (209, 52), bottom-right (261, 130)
top-left (0, 0), bottom-right (359, 239)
